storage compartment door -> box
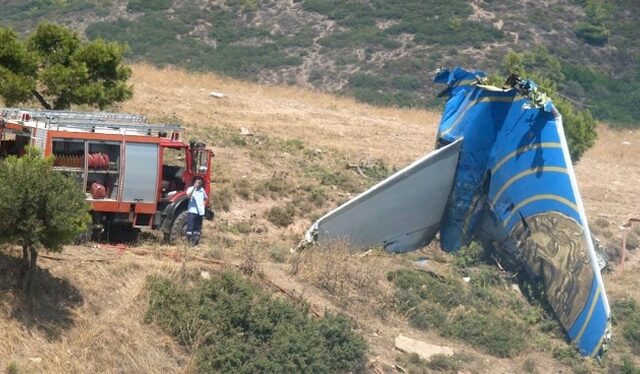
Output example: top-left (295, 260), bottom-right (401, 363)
top-left (122, 143), bottom-right (158, 202)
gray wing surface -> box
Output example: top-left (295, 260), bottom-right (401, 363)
top-left (304, 138), bottom-right (462, 253)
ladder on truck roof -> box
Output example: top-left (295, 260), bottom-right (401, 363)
top-left (43, 118), bottom-right (182, 137)
top-left (30, 109), bottom-right (147, 123)
top-left (0, 108), bottom-right (21, 117)
top-left (1, 108), bottom-right (180, 138)
top-left (1, 108), bottom-right (147, 123)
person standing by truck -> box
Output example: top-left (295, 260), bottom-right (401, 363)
top-left (186, 177), bottom-right (208, 246)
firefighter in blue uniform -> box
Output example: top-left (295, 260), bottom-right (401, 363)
top-left (186, 177), bottom-right (208, 246)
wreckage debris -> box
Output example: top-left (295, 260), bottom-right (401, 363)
top-left (303, 67), bottom-right (611, 358)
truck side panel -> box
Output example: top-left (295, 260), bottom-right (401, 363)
top-left (122, 142), bottom-right (159, 203)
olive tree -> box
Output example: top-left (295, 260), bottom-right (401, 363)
top-left (0, 22), bottom-right (132, 110)
top-left (0, 148), bottom-right (91, 294)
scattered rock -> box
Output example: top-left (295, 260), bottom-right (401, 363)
top-left (200, 270), bottom-right (211, 280)
top-left (394, 335), bottom-right (454, 361)
top-left (239, 127), bottom-right (253, 136)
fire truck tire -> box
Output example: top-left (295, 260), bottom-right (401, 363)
top-left (74, 228), bottom-right (92, 244)
top-left (168, 210), bottom-right (189, 244)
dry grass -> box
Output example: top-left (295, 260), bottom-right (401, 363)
top-left (2, 64), bottom-right (640, 372)
top-left (294, 243), bottom-right (391, 309)
top-left (123, 63), bottom-right (640, 238)
top-left (575, 126), bottom-right (640, 225)
top-left (0, 245), bottom-right (193, 373)
top-left (122, 64), bottom-right (440, 167)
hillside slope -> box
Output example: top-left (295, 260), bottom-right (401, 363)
top-left (1, 64), bottom-right (639, 372)
top-left (1, 0), bottom-right (639, 125)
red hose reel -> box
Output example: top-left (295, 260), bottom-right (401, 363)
top-left (88, 152), bottom-right (110, 170)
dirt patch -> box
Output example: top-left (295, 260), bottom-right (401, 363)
top-left (0, 245), bottom-right (189, 372)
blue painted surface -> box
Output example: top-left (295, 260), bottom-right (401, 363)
top-left (434, 67), bottom-right (610, 358)
top-left (436, 82), bottom-right (517, 251)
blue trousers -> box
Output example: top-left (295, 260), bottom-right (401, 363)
top-left (186, 213), bottom-right (203, 245)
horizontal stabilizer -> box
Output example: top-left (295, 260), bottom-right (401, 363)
top-left (304, 138), bottom-right (462, 253)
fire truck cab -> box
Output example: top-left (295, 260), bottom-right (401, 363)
top-left (0, 108), bottom-right (214, 242)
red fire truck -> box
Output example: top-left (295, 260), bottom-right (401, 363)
top-left (0, 108), bottom-right (214, 242)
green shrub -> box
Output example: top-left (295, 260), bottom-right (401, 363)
top-left (234, 221), bottom-right (252, 234)
top-left (349, 73), bottom-right (385, 90)
top-left (575, 21), bottom-right (609, 46)
top-left (304, 164), bottom-right (360, 192)
top-left (319, 26), bottom-right (400, 49)
top-left (87, 7), bottom-right (301, 79)
top-left (233, 179), bottom-right (252, 200)
top-left (427, 353), bottom-right (463, 372)
top-left (361, 159), bottom-right (392, 181)
top-left (259, 176), bottom-right (292, 198)
top-left (390, 270), bottom-right (466, 309)
top-left (207, 8), bottom-right (269, 44)
top-left (212, 185), bottom-right (233, 212)
top-left (392, 75), bottom-right (422, 90)
top-left (304, 0), bottom-right (503, 47)
top-left (453, 241), bottom-right (485, 269)
top-left (388, 268), bottom-right (530, 357)
top-left (469, 267), bottom-right (504, 290)
top-left (619, 355), bottom-right (640, 374)
top-left (444, 310), bottom-right (525, 357)
top-left (127, 0), bottom-right (171, 12)
top-left (551, 345), bottom-right (593, 373)
top-left (502, 52), bottom-right (597, 161)
top-left (230, 133), bottom-right (248, 147)
top-left (266, 204), bottom-right (296, 227)
top-left (6, 362), bottom-right (19, 374)
top-left (612, 298), bottom-right (640, 352)
top-left (405, 300), bottom-right (447, 330)
top-left (397, 353), bottom-right (428, 374)
top-left (306, 186), bottom-right (328, 207)
top-left (277, 27), bottom-right (316, 48)
top-left (269, 247), bottom-right (288, 263)
top-left (280, 138), bottom-right (305, 153)
top-left (551, 346), bottom-right (580, 366)
top-left (145, 272), bottom-right (366, 373)
top-left (626, 232), bottom-right (639, 250)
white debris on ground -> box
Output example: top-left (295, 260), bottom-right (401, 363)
top-left (200, 270), bottom-right (211, 280)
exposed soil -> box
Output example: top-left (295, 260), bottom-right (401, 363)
top-left (1, 64), bottom-right (639, 372)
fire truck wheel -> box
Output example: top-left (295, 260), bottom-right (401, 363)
top-left (168, 210), bottom-right (189, 244)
